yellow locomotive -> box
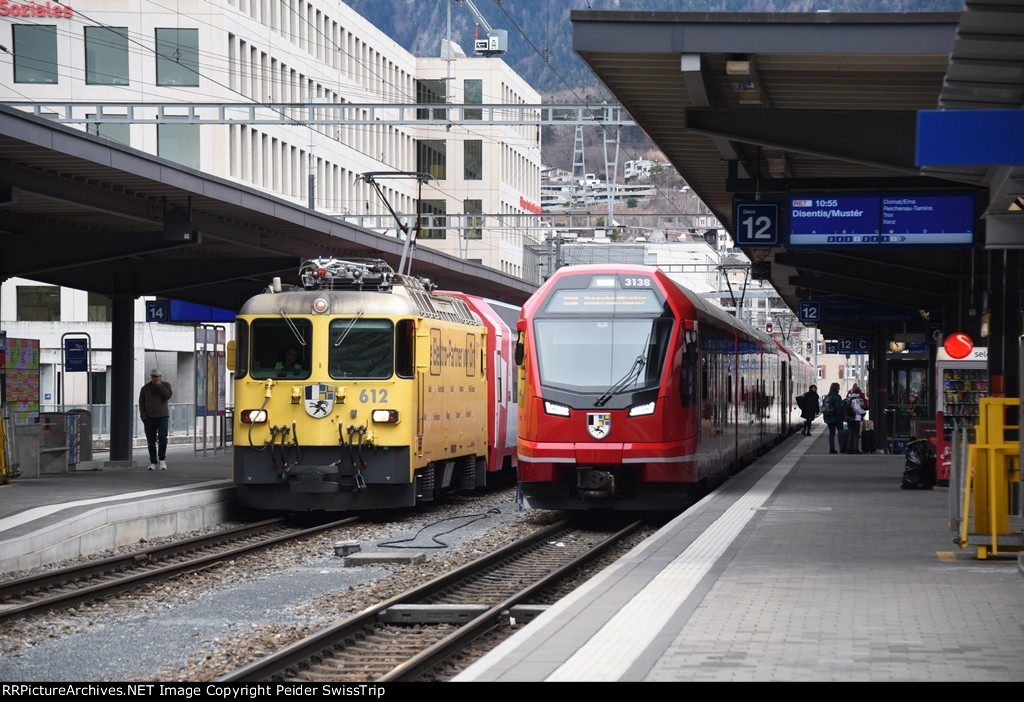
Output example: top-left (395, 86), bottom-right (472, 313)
top-left (231, 258), bottom-right (490, 511)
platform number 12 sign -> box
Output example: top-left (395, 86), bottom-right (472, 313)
top-left (798, 301), bottom-right (820, 324)
top-left (733, 202), bottom-right (779, 247)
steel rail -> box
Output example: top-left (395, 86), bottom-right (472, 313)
top-left (0, 517), bottom-right (358, 623)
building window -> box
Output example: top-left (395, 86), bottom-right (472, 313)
top-left (13, 25), bottom-right (58, 84)
top-left (416, 79), bottom-right (446, 120)
top-left (17, 285), bottom-right (61, 321)
top-left (85, 27), bottom-right (130, 85)
top-left (86, 114), bottom-right (130, 146)
top-left (156, 28), bottom-right (200, 86)
top-left (838, 364), bottom-right (845, 379)
top-left (158, 121), bottom-right (201, 170)
top-left (464, 199), bottom-right (483, 240)
top-left (464, 140), bottom-right (482, 180)
top-left (465, 79), bottom-right (482, 120)
top-left (419, 199), bottom-right (447, 239)
top-left (88, 292), bottom-right (113, 322)
top-left (92, 371), bottom-right (108, 405)
top-left (417, 140), bottom-right (446, 180)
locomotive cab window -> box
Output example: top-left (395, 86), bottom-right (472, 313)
top-left (249, 319), bottom-right (311, 380)
top-left (330, 318), bottom-right (394, 379)
top-left (533, 275), bottom-right (671, 396)
top-left (533, 317), bottom-right (672, 393)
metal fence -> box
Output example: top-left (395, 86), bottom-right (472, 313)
top-left (36, 403), bottom-right (197, 438)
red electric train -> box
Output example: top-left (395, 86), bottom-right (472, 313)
top-left (513, 264), bottom-right (813, 511)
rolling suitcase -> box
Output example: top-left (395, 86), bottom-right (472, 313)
top-left (837, 428), bottom-right (850, 453)
top-left (861, 429), bottom-right (876, 454)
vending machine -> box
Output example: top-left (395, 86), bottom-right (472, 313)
top-left (934, 346), bottom-right (988, 484)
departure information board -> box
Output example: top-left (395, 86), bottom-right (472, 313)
top-left (787, 193), bottom-right (975, 248)
top-left (545, 289), bottom-right (664, 314)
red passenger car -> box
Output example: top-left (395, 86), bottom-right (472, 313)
top-left (514, 264), bottom-right (801, 511)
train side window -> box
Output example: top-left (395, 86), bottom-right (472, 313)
top-left (395, 319), bottom-right (415, 378)
top-left (679, 331), bottom-right (697, 408)
top-left (234, 319), bottom-right (249, 379)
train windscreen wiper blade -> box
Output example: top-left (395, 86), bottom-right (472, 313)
top-left (279, 309), bottom-right (307, 346)
top-left (594, 354), bottom-right (645, 407)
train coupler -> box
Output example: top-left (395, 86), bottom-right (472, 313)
top-left (285, 464), bottom-right (340, 493)
top-left (576, 468), bottom-right (616, 499)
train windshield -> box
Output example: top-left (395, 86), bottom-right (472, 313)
top-left (329, 318), bottom-right (394, 379)
top-left (533, 318), bottom-right (672, 393)
top-left (249, 318), bottom-right (312, 380)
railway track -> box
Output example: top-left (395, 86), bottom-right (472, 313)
top-left (217, 517), bottom-right (644, 683)
top-left (0, 517), bottom-right (358, 623)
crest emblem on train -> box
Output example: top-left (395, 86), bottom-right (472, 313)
top-left (304, 384), bottom-right (336, 418)
top-left (587, 412), bottom-right (611, 440)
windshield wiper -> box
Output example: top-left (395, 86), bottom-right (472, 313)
top-left (334, 311), bottom-right (364, 347)
top-left (594, 354), bottom-right (646, 407)
top-left (279, 309), bottom-right (307, 346)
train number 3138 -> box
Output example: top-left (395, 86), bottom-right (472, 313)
top-left (622, 277), bottom-right (652, 287)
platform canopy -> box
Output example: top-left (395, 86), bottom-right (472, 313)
top-left (571, 3), bottom-right (1024, 340)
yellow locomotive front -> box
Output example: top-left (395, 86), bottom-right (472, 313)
top-left (232, 259), bottom-right (489, 512)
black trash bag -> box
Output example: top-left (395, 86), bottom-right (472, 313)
top-left (900, 437), bottom-right (936, 490)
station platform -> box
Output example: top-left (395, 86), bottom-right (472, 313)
top-left (457, 428), bottom-right (1024, 683)
top-left (0, 443), bottom-right (234, 574)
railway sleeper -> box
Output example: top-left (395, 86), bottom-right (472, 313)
top-left (379, 604), bottom-right (491, 624)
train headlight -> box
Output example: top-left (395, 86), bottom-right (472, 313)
top-left (312, 297), bottom-right (330, 314)
top-left (628, 401), bottom-right (656, 417)
top-left (544, 400), bottom-right (571, 417)
top-left (240, 409), bottom-right (268, 423)
top-left (371, 409), bottom-right (399, 423)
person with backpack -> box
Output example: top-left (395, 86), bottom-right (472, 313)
top-left (821, 382), bottom-right (843, 454)
top-left (845, 383), bottom-right (870, 454)
top-left (798, 384), bottom-right (819, 436)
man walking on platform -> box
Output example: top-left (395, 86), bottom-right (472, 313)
top-left (139, 368), bottom-right (173, 470)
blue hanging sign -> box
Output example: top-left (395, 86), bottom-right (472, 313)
top-left (64, 338), bottom-right (88, 373)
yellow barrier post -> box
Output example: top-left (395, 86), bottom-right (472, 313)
top-left (964, 398), bottom-right (1021, 559)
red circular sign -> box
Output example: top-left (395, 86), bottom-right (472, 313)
top-left (943, 332), bottom-right (973, 359)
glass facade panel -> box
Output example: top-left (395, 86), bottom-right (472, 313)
top-left (464, 140), bottom-right (482, 180)
top-left (14, 25), bottom-right (58, 84)
top-left (416, 79), bottom-right (446, 120)
top-left (419, 199), bottom-right (447, 239)
top-left (464, 199), bottom-right (483, 240)
top-left (87, 292), bottom-right (113, 322)
top-left (17, 286), bottom-right (60, 321)
top-left (86, 27), bottom-right (130, 85)
top-left (86, 114), bottom-right (130, 146)
top-left (417, 140), bottom-right (446, 180)
top-left (156, 28), bottom-right (200, 86)
top-left (158, 122), bottom-right (201, 170)
top-left (465, 79), bottom-right (482, 120)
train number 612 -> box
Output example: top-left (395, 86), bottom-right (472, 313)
top-left (359, 389), bottom-right (388, 403)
